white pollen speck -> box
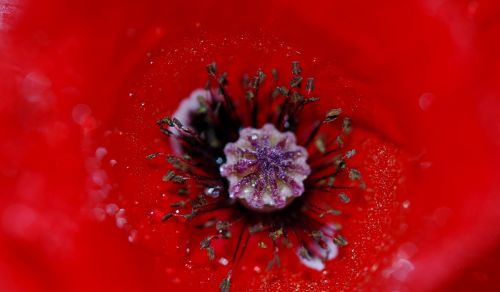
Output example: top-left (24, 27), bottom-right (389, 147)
top-left (433, 207), bottom-right (452, 226)
top-left (0, 1), bottom-right (20, 31)
top-left (128, 229), bottom-right (138, 243)
top-left (93, 207), bottom-right (106, 221)
top-left (72, 104), bottom-right (92, 125)
top-left (2, 204), bottom-right (37, 239)
top-left (116, 217), bottom-right (127, 229)
top-left (419, 92), bottom-right (435, 111)
top-left (105, 203), bottom-right (119, 215)
top-left (95, 147), bottom-right (108, 160)
top-left (21, 71), bottom-right (52, 103)
top-left (387, 258), bottom-right (415, 281)
top-left (420, 161), bottom-right (432, 169)
top-left (218, 257), bottom-right (229, 266)
top-left (91, 170), bottom-right (107, 186)
top-left (397, 242), bottom-right (418, 259)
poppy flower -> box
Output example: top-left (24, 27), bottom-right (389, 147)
top-left (1, 0), bottom-right (500, 291)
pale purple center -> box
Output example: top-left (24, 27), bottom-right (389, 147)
top-left (220, 124), bottom-right (311, 211)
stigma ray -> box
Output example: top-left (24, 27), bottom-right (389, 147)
top-left (220, 124), bottom-right (311, 212)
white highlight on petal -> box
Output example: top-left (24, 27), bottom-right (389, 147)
top-left (172, 89), bottom-right (211, 126)
top-left (297, 224), bottom-right (340, 271)
top-left (170, 89), bottom-right (212, 154)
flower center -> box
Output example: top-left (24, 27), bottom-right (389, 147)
top-left (220, 124), bottom-right (311, 212)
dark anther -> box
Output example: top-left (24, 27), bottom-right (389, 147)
top-left (184, 211), bottom-right (198, 220)
top-left (269, 228), bottom-right (284, 241)
top-left (333, 235), bottom-right (348, 247)
top-left (349, 169), bottom-right (362, 181)
top-left (324, 108), bottom-right (342, 123)
top-left (145, 153), bottom-right (161, 160)
top-left (172, 175), bottom-right (187, 184)
top-left (266, 254), bottom-right (281, 271)
top-left (170, 201), bottom-right (186, 208)
top-left (271, 68), bottom-right (278, 82)
top-left (207, 247), bottom-right (216, 260)
top-left (178, 187), bottom-right (189, 196)
top-left (172, 117), bottom-right (183, 128)
top-left (241, 74), bottom-right (250, 87)
top-left (162, 170), bottom-right (176, 182)
top-left (219, 271), bottom-right (232, 292)
top-left (277, 86), bottom-right (290, 97)
top-left (290, 76), bottom-right (303, 88)
top-left (245, 90), bottom-right (255, 101)
top-left (298, 246), bottom-right (313, 260)
top-left (272, 87), bottom-right (281, 99)
top-left (315, 137), bottom-right (326, 153)
top-left (306, 77), bottom-right (315, 93)
top-left (256, 69), bottom-right (266, 85)
top-left (305, 97), bottom-right (320, 104)
top-left (248, 223), bottom-right (264, 234)
top-left (216, 221), bottom-right (231, 231)
top-left (319, 208), bottom-right (341, 218)
top-left (335, 136), bottom-right (344, 148)
top-left (292, 61), bottom-right (302, 75)
top-left (291, 91), bottom-right (304, 103)
top-left (191, 195), bottom-right (208, 209)
top-left (206, 62), bottom-right (217, 75)
top-left (342, 117), bottom-right (352, 134)
top-left (200, 237), bottom-right (212, 249)
top-left (161, 212), bottom-right (173, 222)
top-left (338, 192), bottom-right (351, 203)
top-left (218, 72), bottom-right (228, 85)
top-left (157, 116), bottom-right (174, 126)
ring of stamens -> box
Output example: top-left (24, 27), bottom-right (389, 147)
top-left (149, 61), bottom-right (362, 290)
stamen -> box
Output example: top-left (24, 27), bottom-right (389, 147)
top-left (338, 192), bottom-right (351, 203)
top-left (219, 270), bottom-right (232, 292)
